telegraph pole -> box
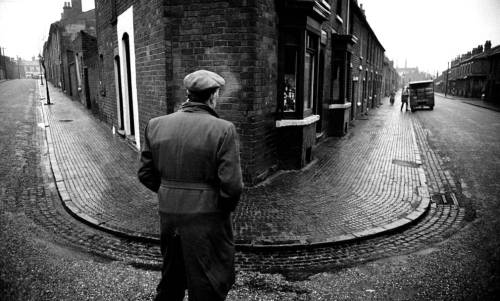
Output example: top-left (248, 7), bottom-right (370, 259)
top-left (39, 54), bottom-right (43, 85)
top-left (39, 56), bottom-right (51, 105)
top-left (445, 62), bottom-right (449, 97)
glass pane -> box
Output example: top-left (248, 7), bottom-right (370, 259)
top-left (283, 47), bottom-right (297, 112)
top-left (310, 56), bottom-right (315, 108)
top-left (304, 52), bottom-right (315, 109)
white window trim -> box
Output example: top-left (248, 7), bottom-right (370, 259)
top-left (276, 115), bottom-right (320, 127)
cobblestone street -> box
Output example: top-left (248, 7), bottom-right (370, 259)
top-left (37, 80), bottom-right (433, 251)
top-left (1, 79), bottom-right (499, 300)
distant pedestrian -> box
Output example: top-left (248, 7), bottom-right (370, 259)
top-left (401, 87), bottom-right (409, 111)
top-left (138, 70), bottom-right (243, 301)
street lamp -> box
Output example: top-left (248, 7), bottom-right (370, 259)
top-left (38, 53), bottom-right (43, 85)
top-left (38, 54), bottom-right (52, 105)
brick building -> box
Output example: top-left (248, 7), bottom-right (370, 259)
top-left (94, 0), bottom-right (386, 185)
top-left (346, 1), bottom-right (385, 120)
top-left (43, 0), bottom-right (96, 102)
top-left (435, 40), bottom-right (500, 104)
top-left (397, 64), bottom-right (432, 89)
top-left (445, 41), bottom-right (500, 102)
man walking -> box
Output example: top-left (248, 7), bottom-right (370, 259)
top-left (401, 87), bottom-right (409, 111)
top-left (138, 70), bottom-right (243, 301)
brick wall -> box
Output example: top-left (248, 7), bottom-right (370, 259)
top-left (133, 0), bottom-right (167, 141)
top-left (163, 0), bottom-right (279, 185)
top-left (94, 0), bottom-right (119, 125)
top-left (95, 0), bottom-right (166, 136)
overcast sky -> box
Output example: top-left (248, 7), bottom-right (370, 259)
top-left (0, 0), bottom-right (95, 60)
top-left (1, 0), bottom-right (499, 74)
top-left (359, 0), bottom-right (500, 74)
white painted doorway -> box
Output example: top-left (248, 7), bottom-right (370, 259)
top-left (117, 6), bottom-right (140, 149)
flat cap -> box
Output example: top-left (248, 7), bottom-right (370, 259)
top-left (183, 70), bottom-right (225, 92)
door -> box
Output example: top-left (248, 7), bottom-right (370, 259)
top-left (84, 67), bottom-right (91, 109)
top-left (315, 48), bottom-right (325, 133)
top-left (123, 33), bottom-right (134, 136)
top-left (69, 63), bottom-right (78, 98)
top-left (114, 55), bottom-right (124, 130)
top-left (351, 80), bottom-right (357, 121)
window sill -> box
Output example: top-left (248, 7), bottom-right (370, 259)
top-left (328, 103), bottom-right (352, 109)
top-left (276, 115), bottom-right (320, 127)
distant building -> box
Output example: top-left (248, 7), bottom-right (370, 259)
top-left (397, 62), bottom-right (432, 88)
top-left (19, 57), bottom-right (42, 78)
top-left (439, 40), bottom-right (500, 103)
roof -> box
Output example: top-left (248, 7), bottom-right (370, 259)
top-left (350, 0), bottom-right (385, 51)
top-left (488, 45), bottom-right (500, 57)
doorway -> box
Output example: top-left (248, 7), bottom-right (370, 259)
top-left (122, 33), bottom-right (134, 136)
top-left (114, 55), bottom-right (124, 131)
top-left (315, 48), bottom-right (325, 134)
top-left (84, 67), bottom-right (91, 109)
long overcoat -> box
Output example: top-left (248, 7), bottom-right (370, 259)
top-left (138, 101), bottom-right (243, 298)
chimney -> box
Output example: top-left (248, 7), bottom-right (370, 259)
top-left (71, 0), bottom-right (82, 13)
top-left (61, 2), bottom-right (71, 19)
top-left (359, 3), bottom-right (365, 16)
top-left (485, 40), bottom-right (492, 51)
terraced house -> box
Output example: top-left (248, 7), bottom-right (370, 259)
top-left (445, 41), bottom-right (500, 102)
top-left (43, 0), bottom-right (97, 107)
top-left (93, 0), bottom-right (386, 185)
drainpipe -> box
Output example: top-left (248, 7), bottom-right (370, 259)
top-left (346, 0), bottom-right (350, 35)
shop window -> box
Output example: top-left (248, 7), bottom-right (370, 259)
top-left (332, 59), bottom-right (340, 101)
top-left (283, 46), bottom-right (297, 112)
top-left (280, 31), bottom-right (299, 114)
top-left (277, 5), bottom-right (324, 119)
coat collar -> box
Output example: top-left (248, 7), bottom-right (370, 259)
top-left (179, 101), bottom-right (219, 118)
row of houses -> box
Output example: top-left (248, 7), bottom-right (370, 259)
top-left (435, 40), bottom-right (500, 103)
top-left (42, 0), bottom-right (400, 186)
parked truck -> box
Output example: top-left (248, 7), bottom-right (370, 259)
top-left (409, 80), bottom-right (434, 112)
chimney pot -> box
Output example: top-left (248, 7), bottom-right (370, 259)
top-left (485, 40), bottom-right (492, 51)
